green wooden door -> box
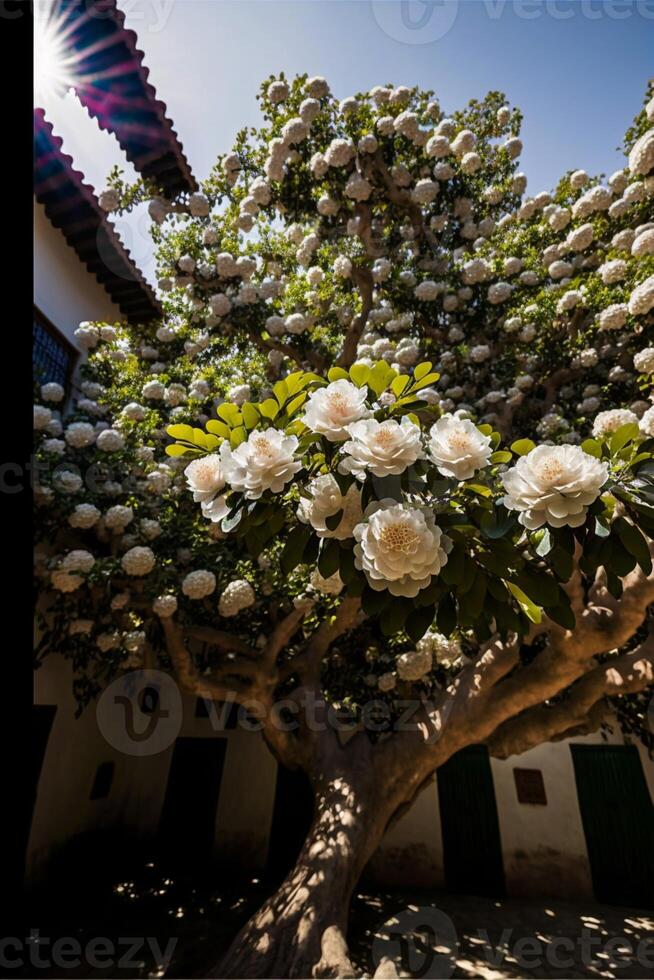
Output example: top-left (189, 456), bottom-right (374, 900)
top-left (437, 744), bottom-right (505, 897)
top-left (571, 744), bottom-right (654, 908)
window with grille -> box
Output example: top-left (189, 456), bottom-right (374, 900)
top-left (33, 307), bottom-right (77, 391)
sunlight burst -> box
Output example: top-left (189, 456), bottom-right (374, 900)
top-left (34, 1), bottom-right (81, 103)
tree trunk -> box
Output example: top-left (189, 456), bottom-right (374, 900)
top-left (211, 754), bottom-right (398, 979)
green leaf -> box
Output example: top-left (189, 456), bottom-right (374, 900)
top-left (413, 373), bottom-right (440, 391)
top-left (480, 504), bottom-right (517, 539)
top-left (328, 367), bottom-right (349, 382)
top-left (205, 419), bottom-right (231, 439)
top-left (229, 426), bottom-right (247, 448)
top-left (380, 598), bottom-right (411, 636)
top-left (534, 528), bottom-right (552, 557)
top-left (391, 375), bottom-right (410, 397)
top-left (166, 423), bottom-right (195, 441)
top-left (285, 392), bottom-right (308, 417)
top-left (273, 380), bottom-right (289, 406)
top-left (510, 438), bottom-right (535, 456)
top-left (464, 483), bottom-right (492, 498)
top-left (413, 361), bottom-right (433, 381)
top-left (581, 439), bottom-right (602, 459)
top-left (362, 586), bottom-right (388, 616)
top-left (610, 422), bottom-right (640, 454)
top-left (545, 601), bottom-right (576, 630)
top-left (440, 547), bottom-right (465, 586)
top-left (280, 525), bottom-right (311, 575)
top-left (436, 593), bottom-right (457, 636)
top-left (614, 517), bottom-right (652, 574)
top-left (241, 402), bottom-right (260, 429)
top-left (165, 443), bottom-right (194, 457)
top-left (217, 403), bottom-right (242, 425)
top-left (550, 546), bottom-right (573, 582)
top-left (259, 398), bottom-right (279, 420)
top-left (338, 546), bottom-right (357, 584)
top-left (515, 568), bottom-right (559, 607)
top-left (349, 364), bottom-right (370, 387)
top-left (367, 361), bottom-right (396, 397)
top-left (490, 450), bottom-right (512, 464)
top-left (506, 582), bottom-right (542, 623)
top-left (325, 509), bottom-right (343, 532)
top-left (406, 605), bottom-right (436, 642)
top-left (318, 538), bottom-right (341, 577)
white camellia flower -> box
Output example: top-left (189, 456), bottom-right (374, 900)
top-left (634, 348), bottom-right (654, 375)
top-left (592, 409), bottom-right (639, 439)
top-left (339, 417), bottom-right (423, 480)
top-left (297, 474), bottom-right (363, 540)
top-left (378, 672), bottom-right (397, 692)
top-left (34, 405), bottom-right (53, 430)
top-left (220, 429), bottom-right (300, 499)
top-left (501, 445), bottom-right (609, 529)
top-left (182, 569), bottom-right (216, 599)
top-left (185, 454), bottom-right (226, 502)
top-left (301, 380), bottom-right (370, 441)
top-left (65, 422), bottom-right (96, 448)
top-left (396, 647), bottom-right (433, 682)
top-left (353, 500), bottom-right (452, 597)
top-left (417, 630), bottom-right (462, 668)
top-left (61, 550), bottom-right (95, 573)
top-left (309, 569), bottom-right (344, 595)
top-left (41, 382), bottom-right (65, 403)
top-left (105, 505), bottom-right (134, 531)
top-left (51, 570), bottom-right (83, 593)
top-left (427, 415), bottom-right (492, 480)
top-left (628, 276), bottom-right (654, 317)
top-left (121, 546), bottom-right (156, 577)
top-left (96, 428), bottom-right (124, 452)
top-left (639, 405), bottom-right (654, 437)
top-left (219, 579), bottom-right (256, 617)
top-left (153, 595), bottom-right (178, 618)
top-left (68, 503), bottom-right (101, 529)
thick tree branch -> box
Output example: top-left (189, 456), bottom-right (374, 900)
top-left (487, 635), bottom-right (654, 758)
top-left (337, 269), bottom-right (374, 368)
top-left (187, 625), bottom-right (258, 658)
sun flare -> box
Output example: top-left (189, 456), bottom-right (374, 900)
top-left (34, 1), bottom-right (80, 103)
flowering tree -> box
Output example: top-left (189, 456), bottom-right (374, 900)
top-left (34, 75), bottom-right (654, 979)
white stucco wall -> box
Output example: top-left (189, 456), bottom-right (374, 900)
top-left (30, 651), bottom-right (654, 899)
top-left (33, 200), bottom-right (124, 351)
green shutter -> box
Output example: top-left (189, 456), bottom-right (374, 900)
top-left (437, 745), bottom-right (505, 897)
top-left (571, 744), bottom-right (654, 907)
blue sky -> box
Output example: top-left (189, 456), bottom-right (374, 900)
top-left (36, 0), bottom-right (654, 283)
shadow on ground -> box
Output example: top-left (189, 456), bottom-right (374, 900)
top-left (13, 844), bottom-right (654, 978)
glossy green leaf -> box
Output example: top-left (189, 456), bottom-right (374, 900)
top-left (510, 438), bottom-right (535, 456)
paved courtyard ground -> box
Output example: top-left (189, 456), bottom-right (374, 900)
top-left (14, 856), bottom-right (654, 978)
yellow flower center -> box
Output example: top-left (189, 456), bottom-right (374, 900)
top-left (252, 435), bottom-right (276, 459)
top-left (380, 521), bottom-right (420, 553)
top-left (537, 458), bottom-right (565, 485)
top-left (447, 431), bottom-right (473, 453)
top-left (374, 426), bottom-right (396, 449)
top-left (328, 392), bottom-right (353, 420)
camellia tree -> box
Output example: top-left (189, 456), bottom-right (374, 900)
top-left (34, 74), bottom-right (654, 978)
